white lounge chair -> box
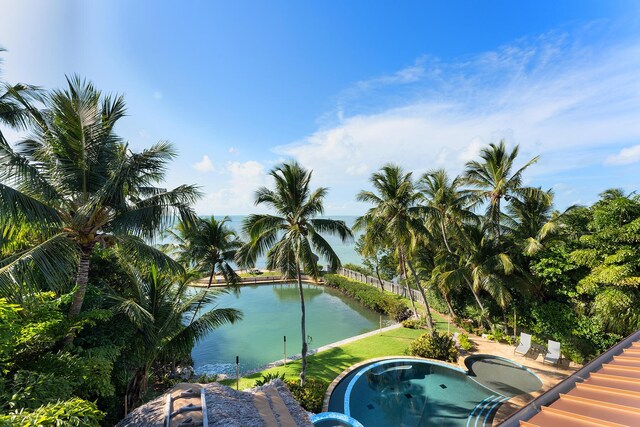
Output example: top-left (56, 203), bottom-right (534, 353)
top-left (544, 340), bottom-right (561, 365)
top-left (514, 332), bottom-right (532, 356)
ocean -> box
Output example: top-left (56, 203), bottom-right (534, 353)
top-left (168, 215), bottom-right (363, 269)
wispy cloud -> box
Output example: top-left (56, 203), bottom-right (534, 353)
top-left (605, 144), bottom-right (640, 165)
top-left (278, 28), bottom-right (640, 209)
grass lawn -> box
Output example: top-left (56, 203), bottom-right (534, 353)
top-left (221, 311), bottom-right (461, 390)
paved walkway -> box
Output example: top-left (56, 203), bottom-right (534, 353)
top-left (463, 335), bottom-right (580, 425)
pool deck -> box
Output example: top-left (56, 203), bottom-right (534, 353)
top-left (460, 335), bottom-right (580, 425)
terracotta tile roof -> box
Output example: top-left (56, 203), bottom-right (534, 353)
top-left (500, 331), bottom-right (640, 427)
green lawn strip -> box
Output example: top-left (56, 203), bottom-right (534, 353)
top-left (221, 326), bottom-right (450, 390)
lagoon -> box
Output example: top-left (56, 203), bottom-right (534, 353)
top-left (191, 282), bottom-right (388, 376)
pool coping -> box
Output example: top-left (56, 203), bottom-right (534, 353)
top-left (460, 353), bottom-right (546, 425)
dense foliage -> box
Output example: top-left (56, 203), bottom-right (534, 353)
top-left (0, 70), bottom-right (240, 425)
top-left (324, 274), bottom-right (411, 322)
top-left (352, 143), bottom-right (640, 363)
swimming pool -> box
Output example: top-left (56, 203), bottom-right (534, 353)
top-left (325, 356), bottom-right (541, 427)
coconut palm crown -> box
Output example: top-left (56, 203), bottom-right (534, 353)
top-left (463, 141), bottom-right (541, 242)
top-left (0, 76), bottom-right (201, 323)
top-left (164, 216), bottom-right (242, 324)
top-left (237, 160), bottom-right (353, 385)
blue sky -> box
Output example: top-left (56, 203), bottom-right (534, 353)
top-left (1, 1), bottom-right (639, 214)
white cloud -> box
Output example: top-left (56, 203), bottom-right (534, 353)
top-left (193, 155), bottom-right (214, 172)
top-left (196, 160), bottom-right (269, 214)
top-left (228, 147), bottom-right (238, 154)
top-left (605, 144), bottom-right (640, 165)
top-left (277, 31), bottom-right (640, 208)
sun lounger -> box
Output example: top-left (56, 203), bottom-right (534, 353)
top-left (514, 332), bottom-right (532, 356)
top-left (544, 340), bottom-right (561, 365)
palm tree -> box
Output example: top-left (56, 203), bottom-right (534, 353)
top-left (355, 164), bottom-right (435, 329)
top-left (166, 216), bottom-right (242, 324)
top-left (237, 161), bottom-right (352, 386)
top-left (113, 265), bottom-right (241, 411)
top-left (439, 223), bottom-right (515, 326)
top-left (463, 141), bottom-right (541, 243)
top-left (417, 169), bottom-right (488, 313)
top-left (0, 77), bottom-right (200, 325)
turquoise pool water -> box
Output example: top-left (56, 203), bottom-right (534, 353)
top-left (191, 283), bottom-right (389, 376)
top-left (327, 357), bottom-right (541, 427)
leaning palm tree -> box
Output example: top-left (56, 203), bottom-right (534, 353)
top-left (237, 161), bottom-right (352, 386)
top-left (113, 265), bottom-right (241, 411)
top-left (355, 164), bottom-right (435, 329)
top-left (463, 141), bottom-right (541, 243)
top-left (167, 216), bottom-right (243, 324)
top-left (0, 77), bottom-right (200, 325)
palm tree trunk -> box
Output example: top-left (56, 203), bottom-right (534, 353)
top-left (296, 266), bottom-right (308, 387)
top-left (68, 247), bottom-right (92, 318)
top-left (406, 258), bottom-right (435, 330)
top-left (398, 248), bottom-right (418, 316)
top-left (190, 264), bottom-right (216, 324)
top-left (442, 290), bottom-right (456, 320)
top-left (466, 278), bottom-right (486, 313)
top-left (440, 219), bottom-right (453, 253)
top-left (374, 259), bottom-right (384, 291)
top-left (439, 219), bottom-right (487, 323)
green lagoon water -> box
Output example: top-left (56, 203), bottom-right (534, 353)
top-left (191, 282), bottom-right (388, 375)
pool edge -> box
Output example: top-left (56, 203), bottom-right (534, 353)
top-left (321, 355), bottom-right (463, 412)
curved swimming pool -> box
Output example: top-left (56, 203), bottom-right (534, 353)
top-left (325, 356), bottom-right (541, 427)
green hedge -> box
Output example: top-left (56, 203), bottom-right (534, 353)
top-left (324, 274), bottom-right (411, 322)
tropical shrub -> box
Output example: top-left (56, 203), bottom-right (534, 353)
top-left (286, 378), bottom-right (327, 413)
top-left (458, 333), bottom-right (474, 351)
top-left (254, 372), bottom-right (286, 387)
top-left (402, 317), bottom-right (427, 329)
top-left (408, 332), bottom-right (458, 362)
top-left (0, 398), bottom-right (104, 426)
top-left (324, 274), bottom-right (411, 321)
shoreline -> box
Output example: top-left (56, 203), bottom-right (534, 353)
top-left (214, 323), bottom-right (402, 382)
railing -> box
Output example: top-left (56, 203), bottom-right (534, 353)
top-left (336, 267), bottom-right (424, 304)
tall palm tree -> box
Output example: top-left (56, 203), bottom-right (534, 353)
top-left (166, 216), bottom-right (242, 324)
top-left (355, 164), bottom-right (435, 329)
top-left (113, 265), bottom-right (241, 411)
top-left (237, 161), bottom-right (352, 386)
top-left (0, 77), bottom-right (200, 324)
top-left (463, 141), bottom-right (540, 243)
